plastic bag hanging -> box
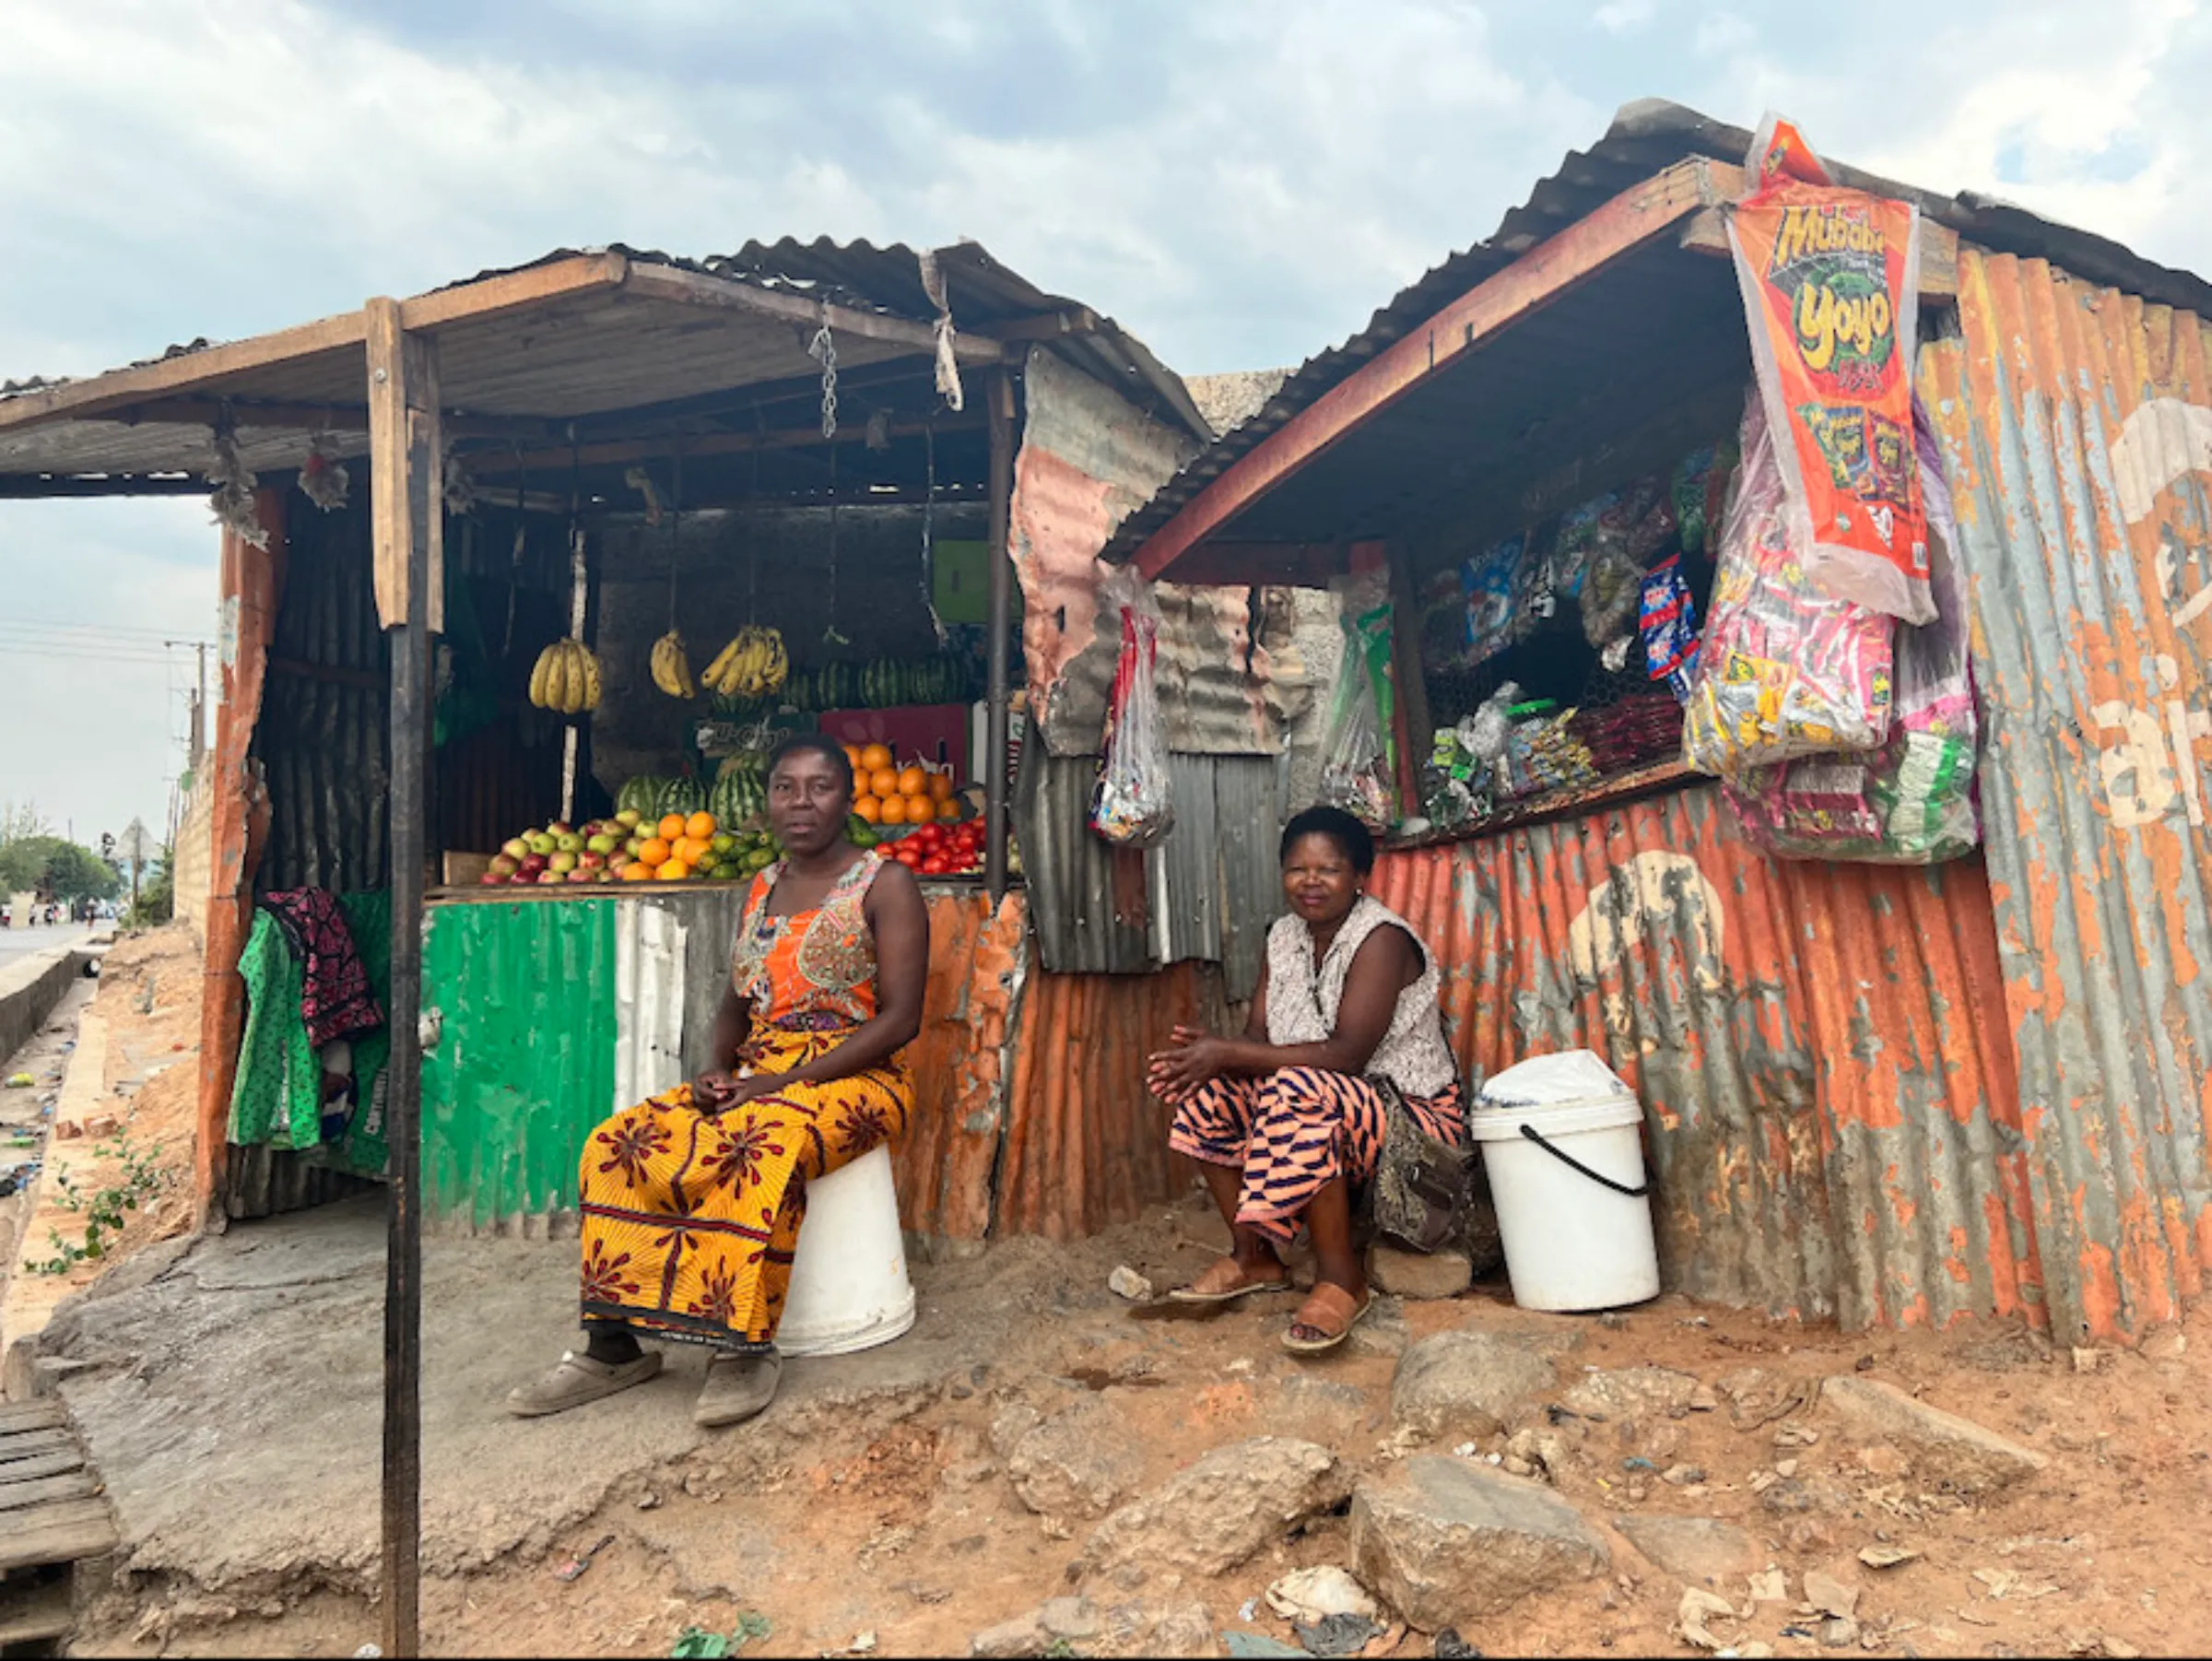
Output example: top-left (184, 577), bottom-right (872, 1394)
top-left (1088, 567), bottom-right (1175, 846)
top-left (1320, 580), bottom-right (1399, 830)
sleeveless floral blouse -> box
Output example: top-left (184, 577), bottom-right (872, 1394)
top-left (730, 852), bottom-right (886, 1032)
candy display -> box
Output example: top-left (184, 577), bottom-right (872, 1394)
top-left (1684, 387), bottom-right (1896, 775)
top-left (1570, 692), bottom-right (1687, 775)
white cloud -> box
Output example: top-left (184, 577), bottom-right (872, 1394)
top-left (1594, 0), bottom-right (1656, 37)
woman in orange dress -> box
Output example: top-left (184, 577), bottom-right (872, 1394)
top-left (508, 735), bottom-right (929, 1427)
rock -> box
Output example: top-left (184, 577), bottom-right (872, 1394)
top-left (1117, 1603), bottom-right (1218, 1658)
top-left (1614, 1516), bottom-right (1761, 1587)
top-left (1109, 1266), bottom-right (1154, 1302)
top-left (970, 1614), bottom-right (1045, 1657)
top-left (1759, 1476), bottom-right (1850, 1516)
top-left (1081, 1437), bottom-right (1350, 1578)
top-left (1040, 1597), bottom-right (1102, 1640)
top-left (1853, 1444), bottom-right (1908, 1479)
top-left (53, 1120), bottom-right (82, 1141)
top-left (1007, 1397), bottom-right (1143, 1519)
top-left (1821, 1376), bottom-right (2048, 1495)
top-left (1265, 1565), bottom-right (1378, 1624)
top-left (1347, 1296), bottom-right (1411, 1360)
top-left (1499, 1455), bottom-right (1535, 1478)
top-left (1818, 1615), bottom-right (1858, 1647)
top-left (2143, 1328), bottom-right (2187, 1362)
top-left (1858, 1545), bottom-right (1920, 1569)
top-left (1349, 1454), bottom-right (1609, 1628)
top-left (1369, 1243), bottom-right (1474, 1301)
top-left (1559, 1367), bottom-right (1702, 1421)
top-left (1392, 1333), bottom-right (1560, 1442)
top-left (989, 1403), bottom-right (1042, 1459)
top-left (1661, 1464), bottom-right (1706, 1487)
top-left (84, 1112), bottom-right (120, 1137)
top-left (1803, 1569), bottom-right (1861, 1619)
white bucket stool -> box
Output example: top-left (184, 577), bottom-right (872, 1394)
top-left (777, 1144), bottom-right (917, 1357)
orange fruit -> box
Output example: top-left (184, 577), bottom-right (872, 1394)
top-left (655, 857), bottom-right (691, 882)
top-left (854, 795), bottom-right (883, 824)
top-left (673, 836), bottom-right (711, 866)
top-left (685, 811), bottom-right (716, 842)
top-left (868, 767), bottom-right (900, 801)
top-left (904, 794), bottom-right (935, 827)
top-left (620, 862), bottom-right (653, 882)
top-left (638, 837), bottom-right (672, 867)
top-left (895, 765), bottom-right (926, 797)
top-left (657, 813), bottom-right (687, 842)
top-left (878, 795), bottom-right (908, 826)
top-left (927, 772), bottom-right (955, 802)
top-left (859, 742), bottom-right (893, 773)
top-left (936, 797), bottom-right (962, 821)
top-left (841, 743), bottom-right (863, 772)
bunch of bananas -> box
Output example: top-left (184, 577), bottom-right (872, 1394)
top-left (527, 638), bottom-right (603, 715)
top-left (649, 630), bottom-right (698, 700)
top-left (703, 626), bottom-right (789, 699)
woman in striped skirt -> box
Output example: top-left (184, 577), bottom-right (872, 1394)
top-left (1148, 806), bottom-right (1465, 1353)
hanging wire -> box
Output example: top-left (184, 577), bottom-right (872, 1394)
top-left (921, 414), bottom-right (947, 648)
top-left (823, 436), bottom-right (849, 646)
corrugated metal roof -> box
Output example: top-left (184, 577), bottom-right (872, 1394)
top-left (1924, 249), bottom-right (2212, 1344)
top-left (1104, 98), bottom-right (2212, 568)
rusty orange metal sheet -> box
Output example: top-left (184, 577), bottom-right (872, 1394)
top-left (1371, 783), bottom-right (2032, 1333)
top-left (994, 961), bottom-right (1222, 1241)
top-left (1922, 249), bottom-right (2212, 1344)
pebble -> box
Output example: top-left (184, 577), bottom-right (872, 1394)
top-left (1109, 1266), bottom-right (1155, 1302)
top-left (1661, 1464), bottom-right (1706, 1487)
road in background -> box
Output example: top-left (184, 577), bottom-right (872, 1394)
top-left (0, 925), bottom-right (92, 967)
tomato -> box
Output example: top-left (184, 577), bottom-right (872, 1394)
top-left (893, 846), bottom-right (923, 869)
top-left (922, 854), bottom-right (951, 875)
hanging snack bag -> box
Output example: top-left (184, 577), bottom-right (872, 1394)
top-left (1672, 442), bottom-right (1737, 557)
top-left (1321, 584), bottom-right (1401, 829)
top-left (1639, 553), bottom-right (1701, 702)
top-left (1726, 113), bottom-right (1933, 623)
top-left (1456, 534), bottom-right (1529, 666)
top-left (1724, 397), bottom-right (1979, 862)
top-left (1684, 387), bottom-right (1895, 773)
top-left (1088, 567), bottom-right (1174, 846)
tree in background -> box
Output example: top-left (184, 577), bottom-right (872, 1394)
top-left (0, 801), bottom-right (53, 843)
top-left (0, 835), bottom-right (123, 903)
top-left (126, 846), bottom-right (175, 927)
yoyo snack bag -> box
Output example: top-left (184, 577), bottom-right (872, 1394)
top-left (1724, 113), bottom-right (1933, 624)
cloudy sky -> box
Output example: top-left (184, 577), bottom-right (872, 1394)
top-left (3, 0), bottom-right (2205, 847)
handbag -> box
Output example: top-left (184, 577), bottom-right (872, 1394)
top-left (1366, 1078), bottom-right (1478, 1255)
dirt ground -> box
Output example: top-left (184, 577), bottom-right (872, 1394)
top-left (12, 930), bottom-right (2212, 1658)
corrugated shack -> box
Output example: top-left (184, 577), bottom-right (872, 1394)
top-left (1107, 100), bottom-right (2212, 1349)
top-left (0, 237), bottom-right (1332, 1256)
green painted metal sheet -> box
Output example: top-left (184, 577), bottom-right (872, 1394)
top-left (421, 899), bottom-right (617, 1228)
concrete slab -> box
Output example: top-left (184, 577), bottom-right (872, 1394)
top-left (1, 1010), bottom-right (111, 1354)
top-left (31, 1195), bottom-right (1008, 1596)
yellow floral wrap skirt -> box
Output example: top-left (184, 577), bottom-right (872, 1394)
top-left (577, 1021), bottom-right (912, 1351)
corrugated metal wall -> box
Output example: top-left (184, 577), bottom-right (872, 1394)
top-left (1017, 749), bottom-right (1280, 997)
top-left (1923, 248), bottom-right (2212, 1342)
top-left (1370, 785), bottom-right (2033, 1332)
top-left (997, 961), bottom-right (1224, 1241)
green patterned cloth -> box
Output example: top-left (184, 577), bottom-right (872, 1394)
top-left (228, 889), bottom-right (392, 1177)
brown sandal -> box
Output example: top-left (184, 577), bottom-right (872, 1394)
top-left (1283, 1283), bottom-right (1371, 1354)
top-left (1167, 1255), bottom-right (1291, 1304)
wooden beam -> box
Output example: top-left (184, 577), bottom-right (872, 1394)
top-left (466, 410), bottom-right (988, 477)
top-left (1132, 159), bottom-right (1740, 583)
top-left (83, 395), bottom-right (552, 441)
top-left (619, 263), bottom-right (1006, 365)
top-left (1678, 206), bottom-right (1959, 299)
top-left (0, 310), bottom-right (368, 435)
top-left (366, 299), bottom-right (444, 633)
top-left (0, 474), bottom-right (206, 499)
top-left (397, 251), bottom-right (630, 331)
top-left (981, 307), bottom-right (1101, 342)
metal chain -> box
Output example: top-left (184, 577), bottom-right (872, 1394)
top-left (807, 306), bottom-right (839, 439)
top-left (823, 438), bottom-right (848, 645)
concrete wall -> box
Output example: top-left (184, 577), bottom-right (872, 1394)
top-left (0, 945), bottom-right (94, 1068)
top-left (172, 775), bottom-right (215, 944)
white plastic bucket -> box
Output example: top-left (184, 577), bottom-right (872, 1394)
top-left (778, 1144), bottom-right (918, 1357)
top-left (1469, 1051), bottom-right (1660, 1313)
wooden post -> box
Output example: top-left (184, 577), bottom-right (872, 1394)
top-left (984, 369), bottom-right (1017, 901)
top-left (367, 295), bottom-right (441, 1661)
top-left (1385, 543), bottom-right (1433, 820)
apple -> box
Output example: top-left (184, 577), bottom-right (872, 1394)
top-left (577, 850), bottom-right (607, 870)
top-left (519, 853), bottom-right (548, 878)
top-left (547, 820), bottom-right (573, 838)
top-left (478, 871), bottom-right (509, 887)
top-left (526, 832), bottom-right (556, 856)
top-left (567, 866), bottom-right (597, 883)
top-left (548, 851), bottom-right (579, 875)
top-left (587, 833), bottom-right (619, 855)
top-left (553, 832), bottom-right (582, 854)
top-left (536, 868), bottom-right (566, 886)
top-left (500, 838), bottom-right (531, 864)
top-left (624, 838), bottom-right (646, 860)
top-left (488, 854), bottom-right (520, 878)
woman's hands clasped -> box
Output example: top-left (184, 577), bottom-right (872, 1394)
top-left (689, 1069), bottom-right (772, 1117)
top-left (1147, 1025), bottom-right (1233, 1105)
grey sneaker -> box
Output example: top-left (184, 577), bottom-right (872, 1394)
top-left (695, 1349), bottom-right (782, 1428)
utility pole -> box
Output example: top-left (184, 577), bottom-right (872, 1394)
top-left (166, 638), bottom-right (213, 774)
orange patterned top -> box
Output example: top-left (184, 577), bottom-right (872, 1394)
top-left (730, 851), bottom-right (886, 1032)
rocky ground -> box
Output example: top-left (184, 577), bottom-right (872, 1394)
top-left (24, 1172), bottom-right (2212, 1661)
